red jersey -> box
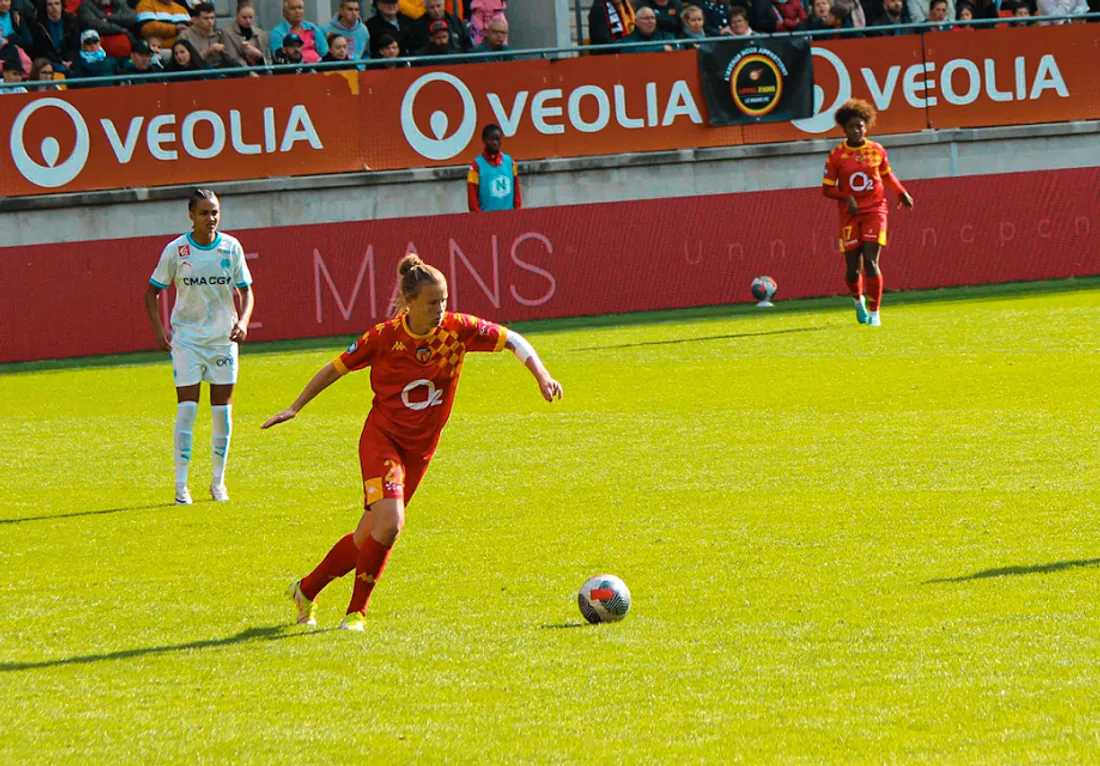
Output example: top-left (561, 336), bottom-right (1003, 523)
top-left (822, 140), bottom-right (894, 214)
top-left (333, 312), bottom-right (508, 451)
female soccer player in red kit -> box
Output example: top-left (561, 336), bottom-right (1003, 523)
top-left (262, 254), bottom-right (564, 632)
top-left (822, 99), bottom-right (915, 326)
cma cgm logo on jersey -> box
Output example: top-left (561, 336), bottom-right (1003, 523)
top-left (9, 98), bottom-right (324, 189)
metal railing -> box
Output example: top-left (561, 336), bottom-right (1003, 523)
top-left (0, 12), bottom-right (1096, 92)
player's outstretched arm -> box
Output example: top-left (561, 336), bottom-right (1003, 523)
top-left (262, 362), bottom-right (343, 429)
top-left (506, 331), bottom-right (563, 402)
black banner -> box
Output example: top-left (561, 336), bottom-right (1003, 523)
top-left (697, 37), bottom-right (813, 125)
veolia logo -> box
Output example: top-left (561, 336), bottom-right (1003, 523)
top-left (400, 72), bottom-right (477, 161)
top-left (10, 98), bottom-right (91, 188)
top-left (791, 47), bottom-right (851, 135)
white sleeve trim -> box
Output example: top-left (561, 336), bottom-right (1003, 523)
top-left (508, 331), bottom-right (538, 364)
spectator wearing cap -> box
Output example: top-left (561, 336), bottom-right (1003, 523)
top-left (272, 29), bottom-right (308, 71)
top-left (410, 0), bottom-right (470, 52)
top-left (470, 13), bottom-right (507, 60)
top-left (0, 0), bottom-right (33, 53)
top-left (0, 51), bottom-right (29, 91)
top-left (225, 1), bottom-right (269, 66)
top-left (120, 36), bottom-right (165, 80)
top-left (269, 0), bottom-right (327, 63)
top-left (30, 0), bottom-right (79, 73)
top-left (323, 0), bottom-right (368, 58)
top-left (467, 124), bottom-right (521, 212)
top-left (179, 2), bottom-right (245, 68)
top-left (588, 0), bottom-right (635, 48)
top-left (412, 17), bottom-right (452, 57)
top-left (70, 27), bottom-right (120, 82)
top-left (135, 0), bottom-right (189, 48)
top-left (620, 6), bottom-right (675, 49)
top-left (366, 0), bottom-right (413, 57)
top-left (642, 0), bottom-right (683, 36)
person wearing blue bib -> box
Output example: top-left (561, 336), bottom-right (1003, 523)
top-left (467, 123), bottom-right (523, 212)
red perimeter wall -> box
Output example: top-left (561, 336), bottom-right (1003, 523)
top-left (2, 166), bottom-right (1098, 363)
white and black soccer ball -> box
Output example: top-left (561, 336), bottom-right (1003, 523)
top-left (751, 276), bottom-right (777, 302)
top-left (578, 574), bottom-right (632, 624)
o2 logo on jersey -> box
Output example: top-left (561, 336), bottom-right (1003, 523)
top-left (401, 379), bottom-right (444, 411)
top-left (849, 171), bottom-right (874, 192)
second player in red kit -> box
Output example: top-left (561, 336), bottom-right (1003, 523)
top-left (263, 254), bottom-right (563, 632)
top-left (822, 99), bottom-right (914, 327)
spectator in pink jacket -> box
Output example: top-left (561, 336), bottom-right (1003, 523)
top-left (468, 0), bottom-right (503, 46)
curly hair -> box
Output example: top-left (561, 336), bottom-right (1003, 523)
top-left (834, 99), bottom-right (876, 129)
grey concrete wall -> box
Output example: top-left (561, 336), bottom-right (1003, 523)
top-left (2, 121), bottom-right (1097, 247)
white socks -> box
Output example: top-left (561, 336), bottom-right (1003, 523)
top-left (175, 401), bottom-right (198, 486)
top-left (211, 404), bottom-right (232, 487)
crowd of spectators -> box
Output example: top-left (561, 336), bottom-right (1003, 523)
top-left (588, 0), bottom-right (1095, 49)
top-left (0, 0), bottom-right (1095, 89)
top-left (0, 0), bottom-right (509, 88)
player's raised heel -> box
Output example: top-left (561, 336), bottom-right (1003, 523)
top-left (175, 485), bottom-right (193, 505)
top-left (854, 296), bottom-right (870, 325)
top-left (340, 612), bottom-right (365, 632)
top-left (286, 580), bottom-right (318, 627)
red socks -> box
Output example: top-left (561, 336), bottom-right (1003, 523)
top-left (865, 274), bottom-right (884, 312)
top-left (846, 276), bottom-right (863, 300)
top-left (300, 533), bottom-right (357, 602)
top-left (346, 535), bottom-right (393, 615)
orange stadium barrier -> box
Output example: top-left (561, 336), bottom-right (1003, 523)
top-left (1, 166), bottom-right (1098, 362)
top-left (1, 25), bottom-right (1098, 197)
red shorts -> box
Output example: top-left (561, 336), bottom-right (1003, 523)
top-left (839, 210), bottom-right (888, 251)
top-left (358, 421), bottom-right (436, 509)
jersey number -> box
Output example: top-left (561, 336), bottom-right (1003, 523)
top-left (401, 379), bottom-right (444, 411)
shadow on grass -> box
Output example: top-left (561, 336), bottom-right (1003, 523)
top-left (0, 503), bottom-right (172, 526)
top-left (0, 624), bottom-right (329, 673)
top-left (571, 325), bottom-right (829, 352)
top-left (540, 622), bottom-right (591, 629)
top-left (926, 557), bottom-right (1100, 584)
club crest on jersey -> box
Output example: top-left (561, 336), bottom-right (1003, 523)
top-left (416, 347), bottom-right (432, 364)
top-left (178, 244), bottom-right (191, 258)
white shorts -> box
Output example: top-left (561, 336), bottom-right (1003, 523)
top-left (172, 341), bottom-right (239, 387)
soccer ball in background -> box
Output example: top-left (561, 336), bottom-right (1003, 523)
top-left (751, 276), bottom-right (777, 307)
top-left (578, 574), bottom-right (632, 624)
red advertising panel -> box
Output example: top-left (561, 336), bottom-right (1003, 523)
top-left (923, 24), bottom-right (1100, 129)
top-left (1, 26), bottom-right (1098, 197)
top-left (0, 72), bottom-right (362, 197)
top-left (2, 167), bottom-right (1097, 363)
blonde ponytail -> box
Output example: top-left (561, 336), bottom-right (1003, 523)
top-left (392, 254), bottom-right (446, 316)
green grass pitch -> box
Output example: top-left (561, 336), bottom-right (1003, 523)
top-left (3, 279), bottom-right (1100, 764)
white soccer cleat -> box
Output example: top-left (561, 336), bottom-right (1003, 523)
top-left (286, 580), bottom-right (318, 626)
top-left (868, 311), bottom-right (882, 327)
top-left (210, 483), bottom-right (230, 502)
top-left (175, 485), bottom-right (193, 505)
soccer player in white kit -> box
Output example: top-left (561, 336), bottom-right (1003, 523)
top-left (143, 189), bottom-right (256, 505)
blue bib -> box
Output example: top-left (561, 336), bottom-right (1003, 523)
top-left (475, 154), bottom-right (516, 211)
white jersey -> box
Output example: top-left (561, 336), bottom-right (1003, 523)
top-left (150, 232), bottom-right (253, 347)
